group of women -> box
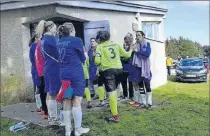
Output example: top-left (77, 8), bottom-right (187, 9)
top-left (29, 20), bottom-right (152, 136)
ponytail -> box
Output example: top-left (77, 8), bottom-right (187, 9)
top-left (35, 20), bottom-right (46, 40)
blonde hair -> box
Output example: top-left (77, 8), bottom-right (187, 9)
top-left (35, 20), bottom-right (56, 40)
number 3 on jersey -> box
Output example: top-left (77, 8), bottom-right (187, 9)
top-left (108, 48), bottom-right (116, 59)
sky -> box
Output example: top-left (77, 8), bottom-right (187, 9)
top-left (125, 1), bottom-right (209, 46)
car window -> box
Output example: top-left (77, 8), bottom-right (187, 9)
top-left (180, 60), bottom-right (203, 66)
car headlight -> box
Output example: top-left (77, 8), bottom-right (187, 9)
top-left (199, 69), bottom-right (207, 74)
top-left (176, 69), bottom-right (183, 74)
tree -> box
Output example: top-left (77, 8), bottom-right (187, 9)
top-left (165, 37), bottom-right (205, 59)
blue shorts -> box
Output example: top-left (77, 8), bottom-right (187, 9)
top-left (71, 79), bottom-right (85, 97)
top-left (44, 74), bottom-right (61, 95)
top-left (32, 73), bottom-right (40, 86)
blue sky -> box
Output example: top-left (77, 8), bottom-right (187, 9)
top-left (126, 1), bottom-right (209, 45)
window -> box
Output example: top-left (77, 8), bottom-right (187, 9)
top-left (142, 22), bottom-right (160, 40)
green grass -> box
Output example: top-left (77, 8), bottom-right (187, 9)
top-left (1, 76), bottom-right (209, 136)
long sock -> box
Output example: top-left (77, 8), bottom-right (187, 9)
top-left (48, 100), bottom-right (58, 119)
top-left (108, 91), bottom-right (118, 118)
top-left (98, 86), bottom-right (105, 101)
top-left (140, 94), bottom-right (146, 105)
top-left (138, 92), bottom-right (142, 104)
top-left (93, 85), bottom-right (98, 96)
top-left (146, 92), bottom-right (152, 105)
top-left (134, 91), bottom-right (140, 103)
top-left (85, 88), bottom-right (91, 102)
top-left (72, 107), bottom-right (82, 130)
top-left (63, 111), bottom-right (72, 135)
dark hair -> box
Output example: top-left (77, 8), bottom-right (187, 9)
top-left (96, 30), bottom-right (110, 42)
top-left (136, 31), bottom-right (145, 37)
top-left (29, 34), bottom-right (36, 47)
top-left (90, 38), bottom-right (96, 41)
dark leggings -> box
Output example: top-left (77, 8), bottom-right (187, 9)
top-left (39, 76), bottom-right (48, 115)
top-left (120, 72), bottom-right (133, 98)
top-left (138, 80), bottom-right (151, 94)
top-left (98, 71), bottom-right (104, 87)
top-left (85, 79), bottom-right (88, 87)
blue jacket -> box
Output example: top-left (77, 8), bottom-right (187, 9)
top-left (58, 36), bottom-right (86, 81)
top-left (128, 42), bottom-right (152, 83)
top-left (41, 35), bottom-right (60, 76)
top-left (88, 48), bottom-right (98, 80)
top-left (29, 42), bottom-right (40, 86)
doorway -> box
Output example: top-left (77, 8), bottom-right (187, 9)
top-left (30, 17), bottom-right (85, 42)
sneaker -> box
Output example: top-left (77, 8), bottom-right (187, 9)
top-left (129, 101), bottom-right (135, 105)
top-left (49, 118), bottom-right (61, 126)
top-left (42, 114), bottom-right (48, 120)
top-left (75, 127), bottom-right (90, 136)
top-left (36, 108), bottom-right (41, 112)
top-left (87, 102), bottom-right (92, 109)
top-left (104, 116), bottom-right (119, 123)
top-left (140, 104), bottom-right (147, 109)
top-left (147, 104), bottom-right (152, 109)
top-left (132, 103), bottom-right (140, 108)
top-left (117, 97), bottom-right (121, 101)
top-left (41, 110), bottom-right (45, 115)
top-left (95, 101), bottom-right (105, 107)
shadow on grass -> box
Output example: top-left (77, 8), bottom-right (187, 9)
top-left (167, 75), bottom-right (176, 82)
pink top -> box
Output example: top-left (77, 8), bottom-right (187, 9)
top-left (35, 40), bottom-right (44, 77)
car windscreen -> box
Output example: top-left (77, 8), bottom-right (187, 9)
top-left (180, 59), bottom-right (203, 66)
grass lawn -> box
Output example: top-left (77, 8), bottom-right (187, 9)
top-left (1, 76), bottom-right (209, 136)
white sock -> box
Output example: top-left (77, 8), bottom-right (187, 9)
top-left (48, 100), bottom-right (58, 119)
top-left (63, 111), bottom-right (72, 135)
top-left (140, 94), bottom-right (146, 105)
top-left (72, 107), bottom-right (82, 130)
top-left (134, 91), bottom-right (140, 102)
top-left (147, 92), bottom-right (152, 105)
top-left (138, 92), bottom-right (142, 104)
top-left (93, 85), bottom-right (98, 96)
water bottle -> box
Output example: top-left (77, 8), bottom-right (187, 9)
top-left (35, 94), bottom-right (42, 109)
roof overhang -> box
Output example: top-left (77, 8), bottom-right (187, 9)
top-left (1, 1), bottom-right (167, 16)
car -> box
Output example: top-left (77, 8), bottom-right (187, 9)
top-left (176, 58), bottom-right (208, 82)
top-left (171, 60), bottom-right (178, 69)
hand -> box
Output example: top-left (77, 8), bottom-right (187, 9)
top-left (130, 43), bottom-right (137, 51)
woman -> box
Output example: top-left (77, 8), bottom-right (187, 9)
top-left (132, 31), bottom-right (152, 109)
top-left (57, 22), bottom-right (90, 136)
top-left (120, 33), bottom-right (134, 101)
top-left (29, 34), bottom-right (41, 112)
top-left (36, 20), bottom-right (61, 125)
top-left (83, 46), bottom-right (92, 108)
top-left (34, 21), bottom-right (49, 119)
top-left (95, 30), bottom-right (133, 122)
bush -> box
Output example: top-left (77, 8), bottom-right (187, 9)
top-left (1, 74), bottom-right (34, 106)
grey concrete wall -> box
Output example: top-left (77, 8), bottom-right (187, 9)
top-left (1, 5), bottom-right (56, 85)
top-left (56, 6), bottom-right (137, 45)
top-left (1, 5), bottom-right (167, 92)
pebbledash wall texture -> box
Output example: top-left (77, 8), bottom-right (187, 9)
top-left (1, 1), bottom-right (168, 102)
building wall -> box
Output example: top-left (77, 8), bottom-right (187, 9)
top-left (1, 5), bottom-right (56, 85)
top-left (148, 39), bottom-right (167, 89)
top-left (56, 6), bottom-right (167, 88)
top-left (1, 5), bottom-right (167, 91)
top-left (56, 6), bottom-right (137, 45)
